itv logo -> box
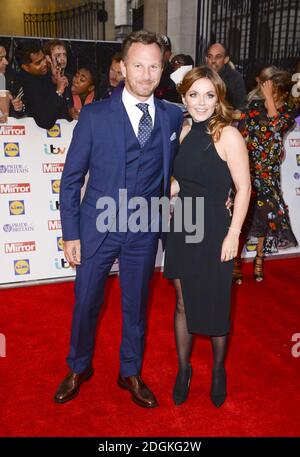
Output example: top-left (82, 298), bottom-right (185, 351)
top-left (55, 258), bottom-right (71, 269)
top-left (49, 200), bottom-right (60, 211)
top-left (44, 144), bottom-right (66, 155)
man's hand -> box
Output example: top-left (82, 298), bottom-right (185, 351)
top-left (55, 72), bottom-right (69, 95)
top-left (46, 54), bottom-right (68, 93)
top-left (10, 94), bottom-right (23, 112)
top-left (0, 113), bottom-right (7, 123)
top-left (63, 239), bottom-right (81, 268)
top-left (68, 106), bottom-right (80, 120)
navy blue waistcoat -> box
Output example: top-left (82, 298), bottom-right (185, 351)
top-left (123, 106), bottom-right (164, 202)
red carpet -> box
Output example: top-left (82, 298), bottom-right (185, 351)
top-left (1, 257), bottom-right (300, 437)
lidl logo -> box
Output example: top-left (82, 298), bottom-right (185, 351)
top-left (57, 236), bottom-right (64, 251)
top-left (4, 142), bottom-right (20, 157)
top-left (9, 200), bottom-right (25, 215)
top-left (246, 243), bottom-right (257, 252)
top-left (51, 179), bottom-right (60, 194)
top-left (47, 124), bottom-right (61, 138)
top-left (14, 259), bottom-right (30, 275)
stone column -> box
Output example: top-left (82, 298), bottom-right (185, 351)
top-left (114, 0), bottom-right (132, 41)
top-left (143, 0), bottom-right (167, 34)
top-left (167, 0), bottom-right (198, 60)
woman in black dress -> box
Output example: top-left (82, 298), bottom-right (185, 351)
top-left (164, 66), bottom-right (251, 407)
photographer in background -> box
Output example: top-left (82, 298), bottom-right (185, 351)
top-left (96, 52), bottom-right (124, 100)
top-left (16, 40), bottom-right (71, 129)
top-left (43, 39), bottom-right (72, 83)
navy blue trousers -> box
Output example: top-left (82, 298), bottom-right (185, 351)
top-left (66, 230), bottom-right (159, 377)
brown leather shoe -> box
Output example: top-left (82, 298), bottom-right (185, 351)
top-left (54, 365), bottom-right (94, 404)
top-left (117, 374), bottom-right (158, 408)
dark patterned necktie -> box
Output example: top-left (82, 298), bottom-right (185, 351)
top-left (136, 103), bottom-right (153, 147)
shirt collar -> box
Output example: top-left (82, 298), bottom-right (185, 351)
top-left (122, 87), bottom-right (155, 109)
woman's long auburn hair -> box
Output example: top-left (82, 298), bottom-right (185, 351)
top-left (177, 65), bottom-right (233, 142)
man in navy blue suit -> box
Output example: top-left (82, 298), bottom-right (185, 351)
top-left (54, 31), bottom-right (183, 407)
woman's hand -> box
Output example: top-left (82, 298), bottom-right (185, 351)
top-left (260, 80), bottom-right (274, 101)
top-left (170, 178), bottom-right (180, 198)
top-left (220, 231), bottom-right (239, 262)
top-left (261, 80), bottom-right (278, 117)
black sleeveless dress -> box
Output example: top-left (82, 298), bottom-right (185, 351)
top-left (164, 119), bottom-right (233, 336)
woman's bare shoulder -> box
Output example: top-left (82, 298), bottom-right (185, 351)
top-left (221, 124), bottom-right (241, 137)
top-left (220, 125), bottom-right (244, 144)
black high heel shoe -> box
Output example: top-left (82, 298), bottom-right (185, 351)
top-left (173, 364), bottom-right (192, 406)
top-left (210, 366), bottom-right (226, 408)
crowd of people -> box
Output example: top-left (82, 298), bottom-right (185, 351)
top-left (1, 32), bottom-right (299, 409)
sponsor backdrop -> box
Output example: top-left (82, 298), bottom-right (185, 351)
top-left (0, 117), bottom-right (163, 286)
top-left (0, 117), bottom-right (299, 286)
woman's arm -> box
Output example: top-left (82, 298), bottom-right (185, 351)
top-left (261, 81), bottom-right (295, 134)
top-left (170, 124), bottom-right (192, 197)
top-left (219, 126), bottom-right (251, 262)
top-left (261, 80), bottom-right (278, 117)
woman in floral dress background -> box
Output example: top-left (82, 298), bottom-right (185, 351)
top-left (233, 67), bottom-right (298, 283)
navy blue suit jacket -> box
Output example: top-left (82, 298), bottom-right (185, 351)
top-left (60, 91), bottom-right (183, 258)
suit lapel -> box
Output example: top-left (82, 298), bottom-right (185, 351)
top-left (108, 92), bottom-right (126, 188)
top-left (155, 99), bottom-right (171, 194)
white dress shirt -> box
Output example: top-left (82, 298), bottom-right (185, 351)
top-left (122, 87), bottom-right (155, 137)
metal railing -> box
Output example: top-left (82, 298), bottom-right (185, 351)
top-left (196, 0), bottom-right (300, 88)
top-left (24, 1), bottom-right (108, 41)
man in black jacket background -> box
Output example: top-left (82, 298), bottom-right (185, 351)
top-left (206, 43), bottom-right (247, 113)
top-left (15, 41), bottom-right (71, 129)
